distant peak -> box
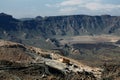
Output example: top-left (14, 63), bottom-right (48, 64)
top-left (0, 13), bottom-right (11, 16)
top-left (101, 14), bottom-right (111, 17)
top-left (0, 13), bottom-right (18, 22)
top-left (0, 13), bottom-right (13, 18)
top-left (35, 16), bottom-right (43, 20)
top-left (0, 12), bottom-right (6, 15)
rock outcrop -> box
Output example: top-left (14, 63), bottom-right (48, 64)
top-left (0, 40), bottom-right (103, 80)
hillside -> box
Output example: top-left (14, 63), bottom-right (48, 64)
top-left (0, 40), bottom-right (119, 80)
top-left (0, 13), bottom-right (120, 48)
top-left (0, 40), bottom-right (104, 80)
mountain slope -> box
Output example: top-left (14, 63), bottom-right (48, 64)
top-left (0, 40), bottom-right (103, 80)
top-left (0, 13), bottom-right (120, 48)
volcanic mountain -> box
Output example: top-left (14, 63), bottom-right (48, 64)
top-left (0, 13), bottom-right (120, 48)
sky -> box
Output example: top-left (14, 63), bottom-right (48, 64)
top-left (0, 0), bottom-right (120, 18)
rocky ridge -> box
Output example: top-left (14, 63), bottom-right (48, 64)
top-left (0, 13), bottom-right (120, 48)
top-left (0, 40), bottom-right (103, 80)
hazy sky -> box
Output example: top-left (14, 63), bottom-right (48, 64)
top-left (0, 0), bottom-right (120, 18)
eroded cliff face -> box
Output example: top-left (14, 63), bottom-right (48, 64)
top-left (0, 13), bottom-right (120, 46)
top-left (0, 40), bottom-right (103, 80)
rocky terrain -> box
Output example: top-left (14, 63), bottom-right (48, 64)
top-left (0, 13), bottom-right (120, 80)
top-left (0, 40), bottom-right (104, 80)
top-left (0, 13), bottom-right (120, 48)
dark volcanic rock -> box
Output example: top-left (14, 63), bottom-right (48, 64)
top-left (0, 13), bottom-right (120, 38)
top-left (0, 13), bottom-right (120, 48)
